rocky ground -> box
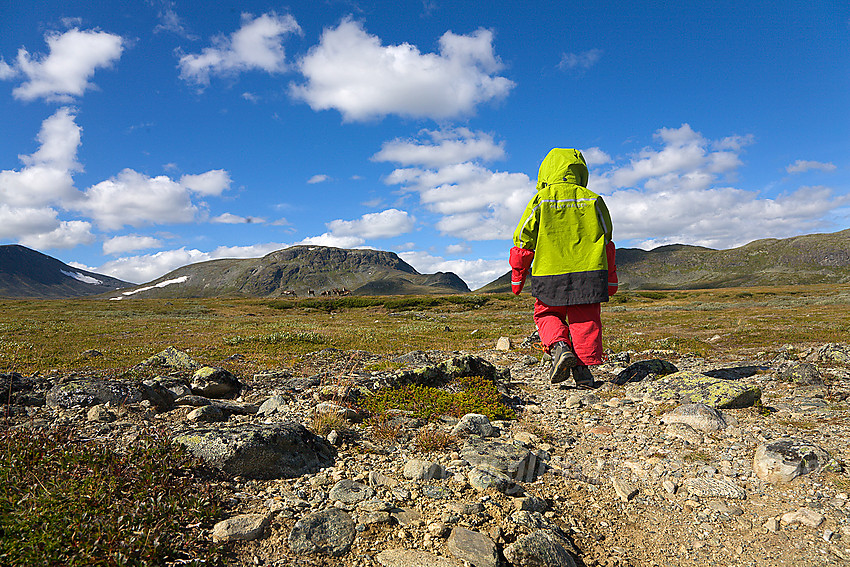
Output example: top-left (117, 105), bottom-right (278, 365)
top-left (5, 340), bottom-right (850, 567)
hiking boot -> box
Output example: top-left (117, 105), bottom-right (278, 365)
top-left (550, 341), bottom-right (578, 384)
top-left (572, 365), bottom-right (597, 389)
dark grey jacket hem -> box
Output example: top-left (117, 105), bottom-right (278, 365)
top-left (530, 270), bottom-right (609, 306)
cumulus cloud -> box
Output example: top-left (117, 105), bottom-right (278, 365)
top-left (102, 235), bottom-right (163, 255)
top-left (581, 147), bottom-right (613, 167)
top-left (0, 107), bottom-right (82, 208)
top-left (398, 250), bottom-right (505, 290)
top-left (558, 49), bottom-right (603, 72)
top-left (211, 213), bottom-right (265, 224)
top-left (178, 12), bottom-right (300, 85)
top-left (378, 129), bottom-right (534, 240)
top-left (180, 169), bottom-right (232, 195)
top-left (326, 209), bottom-right (415, 239)
top-left (586, 124), bottom-right (848, 249)
top-left (298, 233), bottom-right (369, 249)
top-left (308, 174), bottom-right (330, 184)
top-left (77, 169), bottom-right (199, 230)
top-left (291, 19), bottom-right (514, 121)
top-left (373, 128), bottom-right (505, 168)
top-left (19, 220), bottom-right (94, 249)
top-left (786, 160), bottom-right (837, 174)
top-left (95, 242), bottom-right (288, 283)
top-left (3, 28), bottom-right (123, 101)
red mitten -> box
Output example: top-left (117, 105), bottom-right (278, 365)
top-left (509, 246), bottom-right (535, 295)
top-left (606, 241), bottom-right (618, 296)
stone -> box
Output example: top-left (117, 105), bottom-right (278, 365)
top-left (467, 467), bottom-right (518, 495)
top-left (46, 379), bottom-right (148, 409)
top-left (190, 366), bottom-right (241, 399)
top-left (329, 479), bottom-right (375, 504)
top-left (86, 404), bottom-right (116, 423)
top-left (662, 480), bottom-right (678, 495)
top-left (447, 527), bottom-right (498, 567)
top-left (403, 459), bottom-right (444, 481)
top-left (779, 362), bottom-right (824, 385)
top-left (661, 403), bottom-right (727, 432)
top-left (187, 405), bottom-right (225, 422)
top-left (315, 401), bottom-right (363, 422)
top-left (813, 343), bottom-right (850, 364)
top-left (0, 372), bottom-right (50, 407)
top-left (461, 438), bottom-right (547, 483)
top-left (138, 346), bottom-right (197, 370)
top-left (629, 370), bottom-right (761, 408)
top-left (503, 530), bottom-right (577, 567)
top-left (663, 423), bottom-right (704, 445)
top-left (683, 477), bottom-right (746, 500)
top-left (510, 511), bottom-right (559, 533)
top-left (763, 517), bottom-right (780, 533)
top-left (613, 359), bottom-right (678, 385)
top-left (395, 355), bottom-right (510, 388)
top-left (258, 394), bottom-right (289, 416)
top-left (513, 496), bottom-right (549, 512)
top-left (288, 508), bottom-right (356, 557)
top-left (753, 438), bottom-right (830, 483)
top-left (781, 508), bottom-right (825, 528)
top-left (496, 337), bottom-right (512, 351)
top-left (172, 422), bottom-right (334, 479)
top-left (376, 549), bottom-right (463, 567)
top-left (390, 508), bottom-right (422, 526)
top-left (368, 470), bottom-right (400, 488)
top-left (212, 513), bottom-right (269, 543)
top-left (451, 413), bottom-right (495, 437)
top-left (611, 477), bottom-right (638, 502)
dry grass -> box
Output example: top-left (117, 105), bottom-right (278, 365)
top-left (0, 284), bottom-right (848, 376)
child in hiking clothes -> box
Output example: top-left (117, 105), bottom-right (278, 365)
top-left (510, 148), bottom-right (618, 387)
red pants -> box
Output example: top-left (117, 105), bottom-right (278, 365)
top-left (534, 300), bottom-right (603, 365)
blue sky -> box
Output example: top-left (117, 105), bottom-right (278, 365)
top-left (1, 0), bottom-right (848, 289)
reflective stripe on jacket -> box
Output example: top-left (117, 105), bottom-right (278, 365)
top-left (513, 148), bottom-right (614, 306)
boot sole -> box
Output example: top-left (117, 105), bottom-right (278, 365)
top-left (550, 354), bottom-right (578, 384)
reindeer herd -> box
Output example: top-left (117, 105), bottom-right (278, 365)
top-left (280, 287), bottom-right (351, 298)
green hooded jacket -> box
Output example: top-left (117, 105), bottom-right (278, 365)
top-left (513, 148), bottom-right (614, 306)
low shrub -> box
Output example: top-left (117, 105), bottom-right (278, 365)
top-left (0, 427), bottom-right (225, 566)
top-left (359, 375), bottom-right (515, 422)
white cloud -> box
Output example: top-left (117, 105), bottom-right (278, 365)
top-left (298, 233), bottom-right (368, 249)
top-left (95, 242), bottom-right (288, 283)
top-left (326, 208), bottom-right (415, 239)
top-left (0, 205), bottom-right (62, 240)
top-left (78, 169), bottom-right (198, 230)
top-left (558, 49), bottom-right (603, 71)
top-left (398, 250), bottom-right (506, 290)
top-left (376, 128), bottom-right (534, 240)
top-left (180, 169), bottom-right (231, 195)
top-left (0, 107), bottom-right (82, 207)
top-left (786, 160), bottom-right (837, 174)
top-left (373, 128), bottom-right (505, 168)
top-left (103, 235), bottom-right (163, 255)
top-left (18, 220), bottom-right (94, 249)
top-left (591, 124), bottom-right (751, 194)
top-left (178, 12), bottom-right (300, 85)
top-left (6, 28), bottom-right (123, 101)
top-left (291, 19), bottom-right (514, 121)
top-left (445, 243), bottom-right (470, 254)
top-left (0, 58), bottom-right (17, 79)
top-left (211, 213), bottom-right (265, 224)
top-left (581, 147), bottom-right (613, 167)
top-left (584, 124), bottom-right (849, 249)
top-left (308, 174), bottom-right (330, 184)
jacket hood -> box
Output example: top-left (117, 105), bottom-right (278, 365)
top-left (537, 148), bottom-right (588, 189)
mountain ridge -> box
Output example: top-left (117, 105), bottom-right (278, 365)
top-left (0, 245), bottom-right (132, 299)
top-left (478, 228), bottom-right (850, 293)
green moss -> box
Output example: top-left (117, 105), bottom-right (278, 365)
top-left (360, 375), bottom-right (515, 421)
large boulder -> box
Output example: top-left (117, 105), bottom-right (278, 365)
top-left (628, 370), bottom-right (761, 408)
top-left (46, 379), bottom-right (146, 409)
top-left (395, 355), bottom-right (510, 388)
top-left (173, 422), bottom-right (334, 479)
top-left (190, 366), bottom-right (242, 398)
top-left (613, 359), bottom-right (678, 385)
top-left (461, 438), bottom-right (548, 483)
top-left (1, 372), bottom-right (51, 407)
top-left (288, 508), bottom-right (356, 557)
top-left (660, 403), bottom-right (727, 432)
top-left (753, 438), bottom-right (831, 483)
top-left (503, 530), bottom-right (577, 567)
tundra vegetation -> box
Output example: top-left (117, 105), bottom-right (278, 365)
top-left (1, 284), bottom-right (849, 565)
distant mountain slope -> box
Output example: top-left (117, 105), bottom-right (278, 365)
top-left (109, 245), bottom-right (471, 300)
top-left (0, 245), bottom-right (132, 299)
top-left (479, 229), bottom-right (850, 292)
